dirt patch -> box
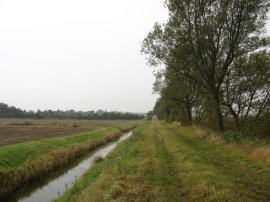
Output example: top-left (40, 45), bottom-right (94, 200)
top-left (0, 126), bottom-right (90, 146)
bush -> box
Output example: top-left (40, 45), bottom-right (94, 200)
top-left (223, 131), bottom-right (243, 143)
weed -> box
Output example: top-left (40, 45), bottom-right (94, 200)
top-left (250, 146), bottom-right (270, 166)
top-left (93, 156), bottom-right (103, 163)
top-left (223, 131), bottom-right (243, 143)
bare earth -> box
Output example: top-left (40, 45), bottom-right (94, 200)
top-left (0, 126), bottom-right (90, 146)
top-left (0, 119), bottom-right (131, 146)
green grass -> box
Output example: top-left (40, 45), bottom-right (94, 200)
top-left (55, 122), bottom-right (270, 202)
top-left (0, 121), bottom-right (139, 198)
top-left (55, 124), bottom-right (161, 202)
top-left (0, 121), bottom-right (141, 171)
top-left (0, 127), bottom-right (115, 171)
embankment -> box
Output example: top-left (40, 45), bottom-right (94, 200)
top-left (0, 123), bottom-right (138, 198)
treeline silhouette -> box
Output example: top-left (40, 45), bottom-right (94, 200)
top-left (0, 103), bottom-right (144, 120)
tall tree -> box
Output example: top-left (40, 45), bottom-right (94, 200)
top-left (142, 0), bottom-right (269, 132)
top-left (221, 50), bottom-right (270, 127)
top-left (154, 66), bottom-right (200, 124)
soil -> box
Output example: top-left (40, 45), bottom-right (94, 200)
top-left (0, 126), bottom-right (90, 146)
top-left (0, 119), bottom-right (132, 146)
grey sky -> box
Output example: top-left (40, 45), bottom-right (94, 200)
top-left (0, 0), bottom-right (168, 113)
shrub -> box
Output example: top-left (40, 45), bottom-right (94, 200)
top-left (223, 131), bottom-right (243, 143)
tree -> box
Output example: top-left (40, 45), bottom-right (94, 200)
top-left (153, 97), bottom-right (178, 122)
top-left (142, 0), bottom-right (270, 132)
top-left (221, 50), bottom-right (270, 127)
top-left (153, 66), bottom-right (200, 124)
top-left (146, 111), bottom-right (154, 120)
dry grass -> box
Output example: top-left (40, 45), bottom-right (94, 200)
top-left (250, 146), bottom-right (270, 166)
top-left (78, 162), bottom-right (164, 201)
top-left (78, 167), bottom-right (164, 202)
top-left (56, 125), bottom-right (166, 202)
top-left (195, 126), bottom-right (270, 167)
top-left (195, 126), bottom-right (224, 143)
top-left (55, 122), bottom-right (270, 202)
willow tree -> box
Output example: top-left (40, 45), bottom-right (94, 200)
top-left (153, 66), bottom-right (200, 124)
top-left (142, 0), bottom-right (270, 132)
top-left (221, 50), bottom-right (270, 127)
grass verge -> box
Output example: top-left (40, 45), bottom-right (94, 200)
top-left (55, 122), bottom-right (270, 202)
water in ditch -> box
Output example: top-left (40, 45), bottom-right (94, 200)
top-left (5, 131), bottom-right (133, 202)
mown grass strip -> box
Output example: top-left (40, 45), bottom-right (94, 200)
top-left (167, 124), bottom-right (270, 201)
top-left (0, 122), bottom-right (138, 198)
top-left (55, 124), bottom-right (167, 202)
top-left (148, 127), bottom-right (183, 200)
top-left (55, 122), bottom-right (270, 202)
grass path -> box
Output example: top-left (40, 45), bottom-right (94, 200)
top-left (56, 122), bottom-right (270, 201)
top-left (168, 125), bottom-right (270, 200)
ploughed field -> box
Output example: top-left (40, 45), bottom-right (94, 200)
top-left (0, 127), bottom-right (90, 146)
top-left (0, 119), bottom-right (131, 145)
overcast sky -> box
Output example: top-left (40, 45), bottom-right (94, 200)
top-left (0, 0), bottom-right (168, 113)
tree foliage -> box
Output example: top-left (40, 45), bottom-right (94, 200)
top-left (222, 50), bottom-right (270, 126)
top-left (0, 103), bottom-right (144, 120)
top-left (142, 0), bottom-right (270, 132)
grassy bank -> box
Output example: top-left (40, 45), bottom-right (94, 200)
top-left (0, 121), bottom-right (139, 198)
top-left (55, 122), bottom-right (270, 202)
top-left (195, 126), bottom-right (270, 167)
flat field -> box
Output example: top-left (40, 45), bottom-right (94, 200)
top-left (0, 119), bottom-right (132, 145)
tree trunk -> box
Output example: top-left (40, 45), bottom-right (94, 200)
top-left (211, 92), bottom-right (224, 132)
top-left (227, 106), bottom-right (240, 127)
top-left (185, 100), bottom-right (193, 124)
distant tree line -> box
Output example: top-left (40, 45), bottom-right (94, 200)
top-left (0, 103), bottom-right (144, 120)
top-left (142, 0), bottom-right (270, 137)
